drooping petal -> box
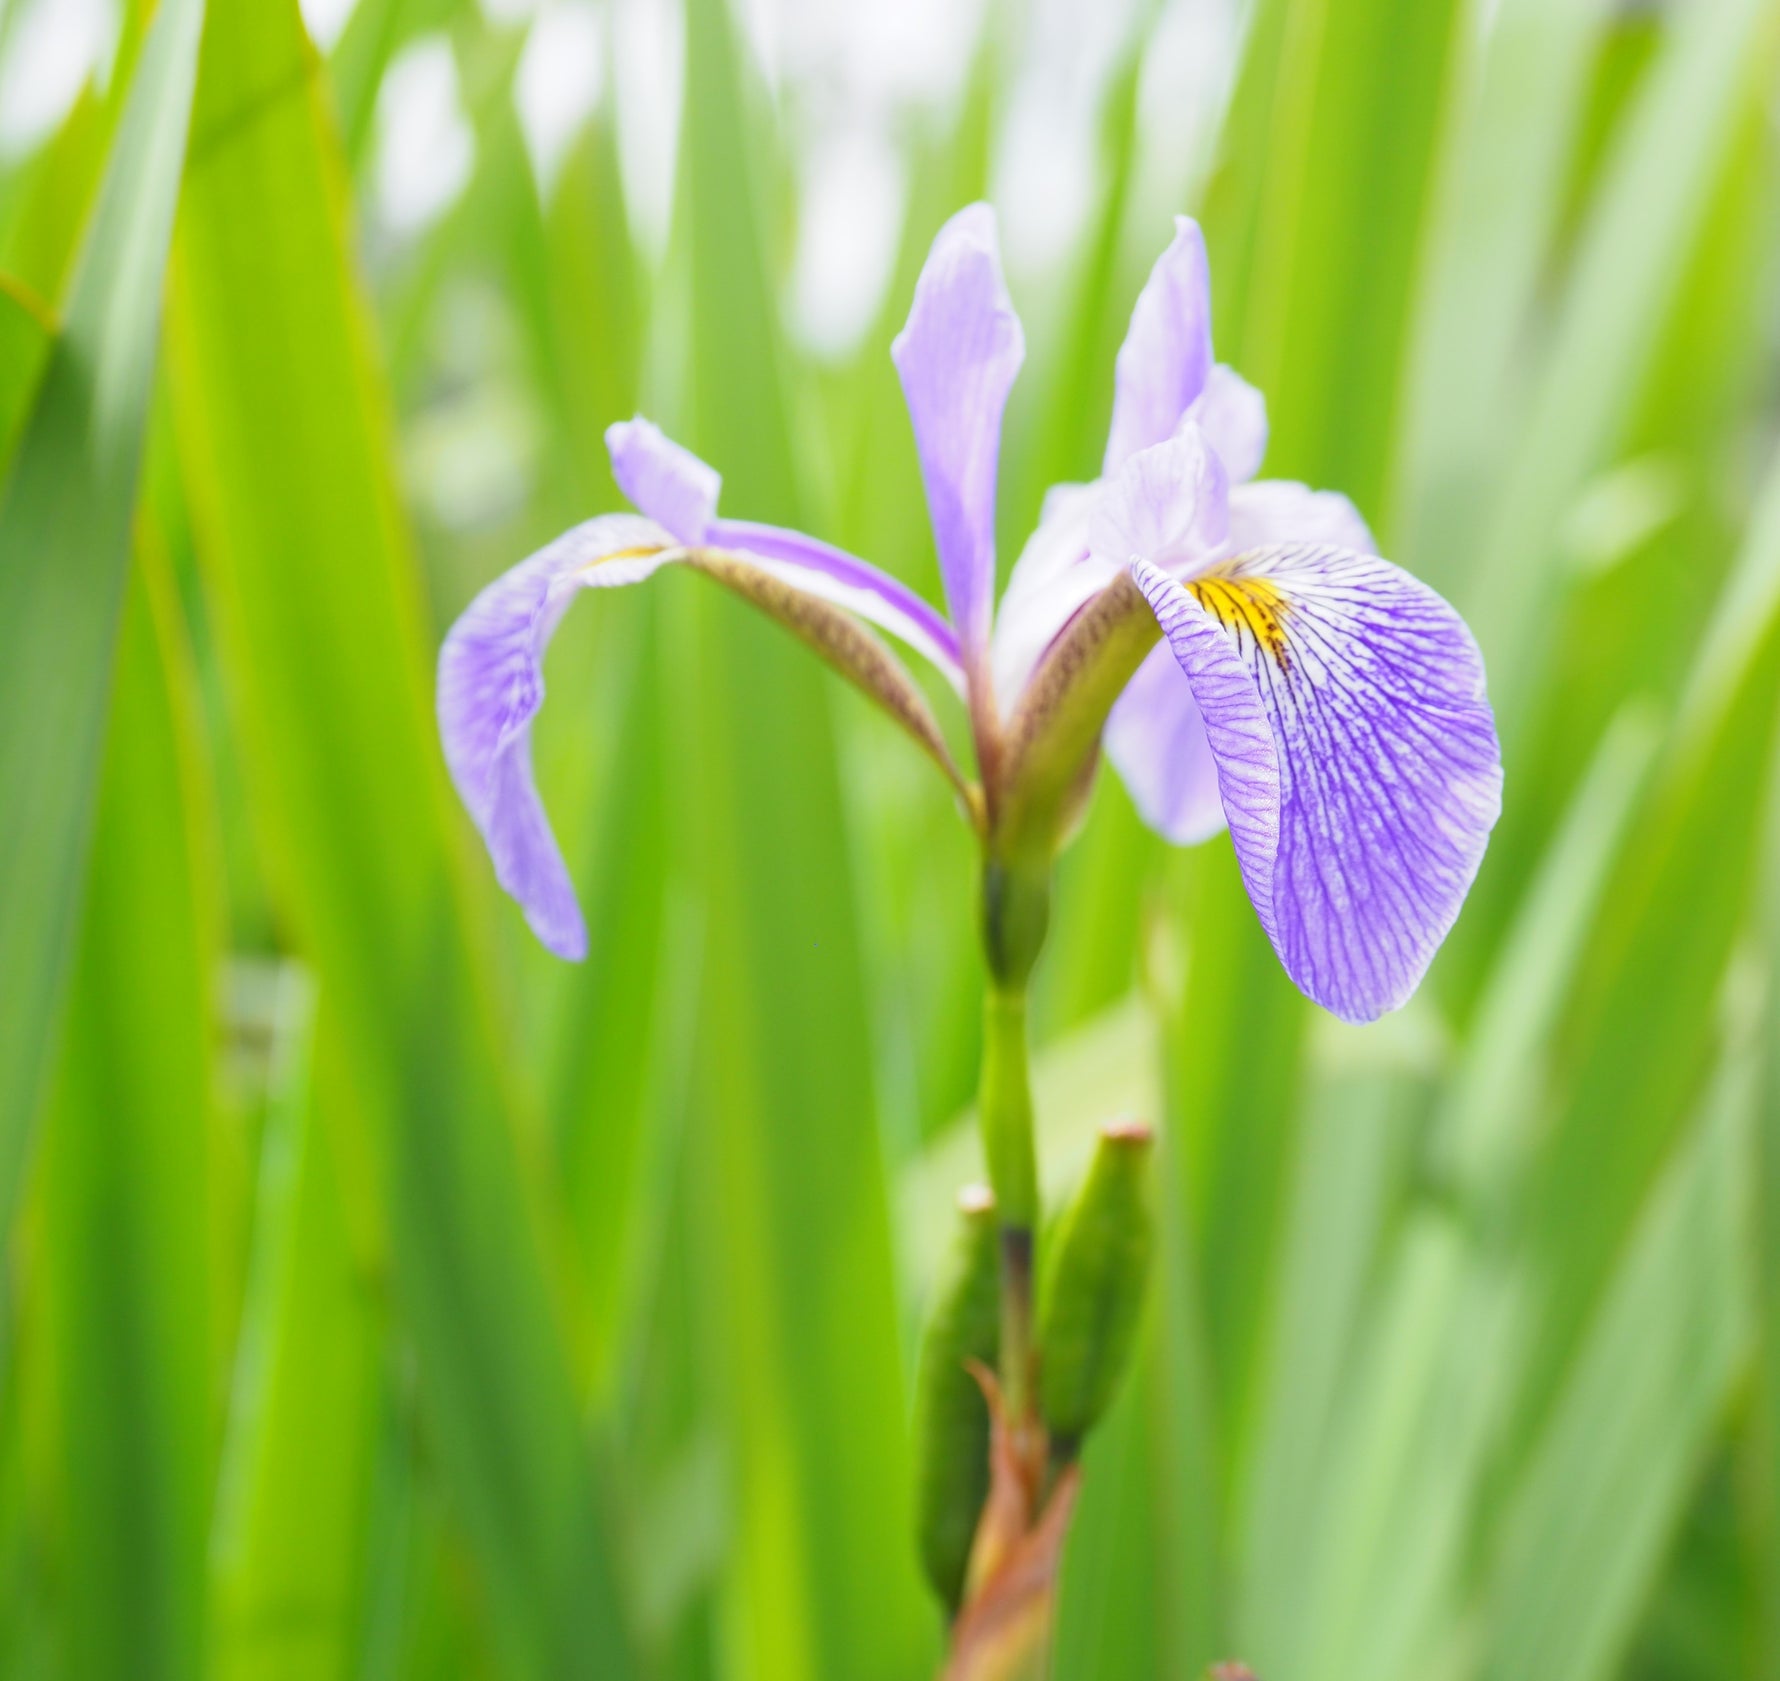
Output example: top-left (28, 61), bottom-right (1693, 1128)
top-left (1104, 217), bottom-right (1212, 475)
top-left (440, 514), bottom-right (971, 960)
top-left (607, 416), bottom-right (719, 543)
top-left (1227, 478), bottom-right (1374, 554)
top-left (1131, 547), bottom-right (1502, 1023)
top-left (1102, 645), bottom-right (1226, 844)
top-left (990, 483), bottom-right (1115, 700)
top-left (1100, 469), bottom-right (1373, 842)
top-left (1186, 365), bottom-right (1268, 484)
top-left (892, 202), bottom-right (1025, 664)
top-left (1127, 556), bottom-right (1281, 874)
top-left (607, 416), bottom-right (965, 686)
top-left (437, 514), bottom-right (674, 959)
top-left (1089, 426), bottom-right (1228, 575)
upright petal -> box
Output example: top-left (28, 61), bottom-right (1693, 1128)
top-left (1130, 547), bottom-right (1501, 1023)
top-left (1227, 479), bottom-right (1374, 554)
top-left (1089, 426), bottom-right (1228, 575)
top-left (437, 515), bottom-right (673, 959)
top-left (1104, 217), bottom-right (1212, 474)
top-left (991, 483), bottom-right (1115, 701)
top-left (892, 203), bottom-right (1025, 664)
top-left (1186, 365), bottom-right (1268, 485)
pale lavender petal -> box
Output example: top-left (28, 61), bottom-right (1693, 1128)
top-left (1128, 556), bottom-right (1281, 875)
top-left (1132, 547), bottom-right (1501, 1023)
top-left (1104, 217), bottom-right (1212, 474)
top-left (1227, 479), bottom-right (1374, 555)
top-left (437, 514), bottom-right (672, 959)
top-left (1187, 365), bottom-right (1268, 484)
top-left (604, 415), bottom-right (963, 683)
top-left (990, 482), bottom-right (1115, 700)
top-left (711, 518), bottom-right (964, 687)
top-left (1089, 427), bottom-right (1229, 577)
top-left (607, 416), bottom-right (719, 543)
top-left (891, 202), bottom-right (1025, 662)
top-left (1103, 643), bottom-right (1227, 844)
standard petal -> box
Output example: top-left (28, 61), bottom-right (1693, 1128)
top-left (1186, 365), bottom-right (1268, 484)
top-left (1104, 217), bottom-right (1213, 475)
top-left (1227, 478), bottom-right (1374, 555)
top-left (1089, 427), bottom-right (1229, 576)
top-left (437, 514), bottom-right (673, 959)
top-left (1103, 644), bottom-right (1227, 845)
top-left (1132, 547), bottom-right (1501, 1023)
top-left (990, 483), bottom-right (1116, 701)
top-left (891, 202), bottom-right (1025, 663)
top-left (607, 416), bottom-right (719, 543)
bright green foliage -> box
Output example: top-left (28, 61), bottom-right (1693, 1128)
top-left (0, 0), bottom-right (204, 1261)
top-left (44, 544), bottom-right (214, 1681)
top-left (3, 0), bottom-right (1780, 1675)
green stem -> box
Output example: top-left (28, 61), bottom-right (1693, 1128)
top-left (979, 983), bottom-right (1038, 1413)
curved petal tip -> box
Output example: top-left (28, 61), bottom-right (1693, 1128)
top-left (437, 513), bottom-right (673, 960)
top-left (606, 417), bottom-right (720, 545)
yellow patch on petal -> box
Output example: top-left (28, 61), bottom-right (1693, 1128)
top-left (580, 544), bottom-right (666, 571)
top-left (1189, 573), bottom-right (1292, 667)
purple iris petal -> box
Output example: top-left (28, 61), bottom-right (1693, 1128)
top-left (1187, 365), bottom-right (1268, 485)
top-left (1131, 544), bottom-right (1502, 1023)
top-left (711, 518), bottom-right (964, 687)
top-left (607, 416), bottom-right (719, 543)
top-left (991, 483), bottom-right (1113, 700)
top-left (1100, 450), bottom-right (1377, 854)
top-left (892, 203), bottom-right (1025, 666)
top-left (437, 514), bottom-right (673, 959)
top-left (1104, 217), bottom-right (1213, 475)
top-left (1088, 425), bottom-right (1228, 572)
top-left (1228, 479), bottom-right (1374, 554)
top-left (1103, 643), bottom-right (1226, 844)
top-left (606, 416), bottom-right (963, 683)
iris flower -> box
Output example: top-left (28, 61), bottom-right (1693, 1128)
top-left (438, 204), bottom-right (1501, 1023)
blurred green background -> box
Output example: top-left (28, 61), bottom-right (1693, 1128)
top-left (2, 0), bottom-right (1780, 1675)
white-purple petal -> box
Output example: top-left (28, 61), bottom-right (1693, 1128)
top-left (711, 518), bottom-right (964, 688)
top-left (437, 515), bottom-right (673, 959)
top-left (1103, 643), bottom-right (1227, 845)
top-left (1227, 478), bottom-right (1374, 555)
top-left (1104, 217), bottom-right (1213, 475)
top-left (891, 202), bottom-right (1025, 664)
top-left (1089, 427), bottom-right (1229, 577)
top-left (1186, 365), bottom-right (1268, 485)
top-left (604, 416), bottom-right (964, 685)
top-left (990, 482), bottom-right (1115, 701)
top-left (607, 416), bottom-right (719, 543)
top-left (1132, 547), bottom-right (1501, 1023)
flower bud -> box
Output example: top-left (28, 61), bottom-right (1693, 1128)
top-left (913, 1185), bottom-right (1002, 1615)
top-left (1037, 1120), bottom-right (1154, 1454)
